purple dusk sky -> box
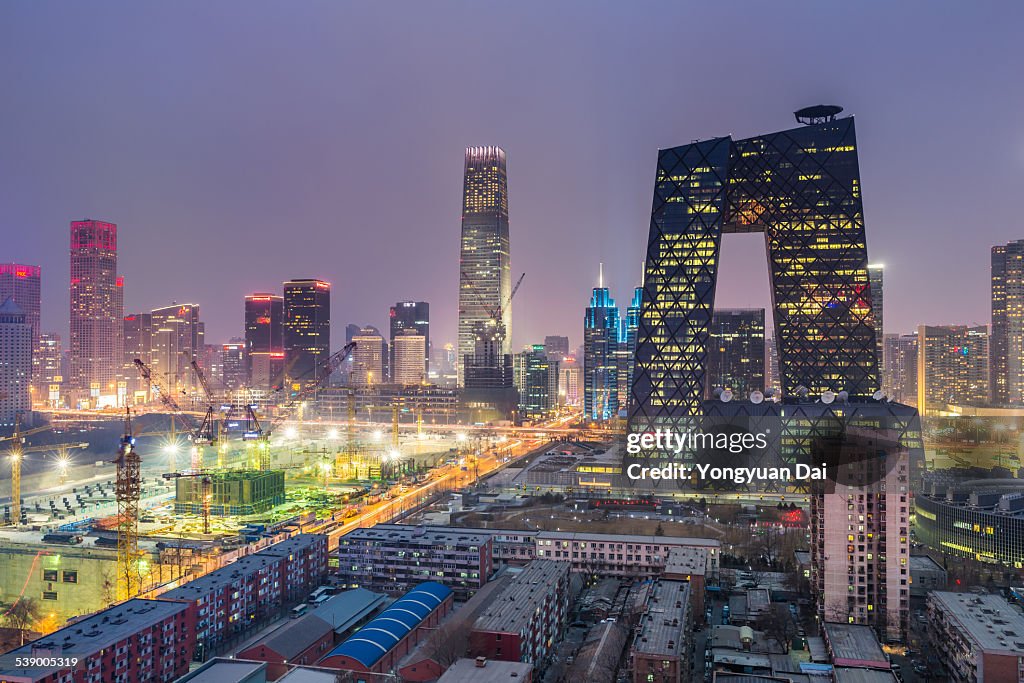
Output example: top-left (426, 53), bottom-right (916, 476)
top-left (1, 2), bottom-right (1022, 351)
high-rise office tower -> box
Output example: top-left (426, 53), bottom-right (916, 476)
top-left (917, 325), bottom-right (989, 415)
top-left (868, 264), bottom-right (884, 368)
top-left (991, 240), bottom-right (1024, 405)
top-left (392, 329), bottom-right (427, 386)
top-left (33, 333), bottom-right (62, 409)
top-left (883, 333), bottom-right (918, 406)
top-left (69, 220), bottom-right (123, 405)
top-left (283, 279), bottom-right (331, 390)
top-left (513, 344), bottom-right (559, 419)
top-left (558, 364), bottom-right (580, 407)
top-left (584, 274), bottom-right (621, 422)
top-left (457, 146), bottom-right (512, 386)
top-left (245, 293), bottom-right (284, 391)
top-left (630, 109), bottom-right (913, 642)
top-left (123, 313), bottom-right (153, 399)
top-left (0, 264), bottom-right (41, 351)
top-left (630, 109), bottom-right (880, 435)
top-left (0, 298), bottom-right (32, 427)
top-left (705, 309), bottom-right (765, 400)
top-left (150, 304), bottom-right (204, 398)
top-left (462, 321), bottom-right (517, 421)
top-left (543, 335), bottom-right (570, 361)
top-left (621, 287), bottom-right (643, 410)
top-left (351, 327), bottom-right (384, 386)
top-left (221, 340), bottom-right (247, 390)
top-left (390, 301), bottom-right (429, 380)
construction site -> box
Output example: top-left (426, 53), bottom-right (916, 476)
top-left (0, 339), bottom-right (514, 627)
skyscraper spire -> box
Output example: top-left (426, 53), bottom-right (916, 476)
top-left (599, 262), bottom-right (604, 288)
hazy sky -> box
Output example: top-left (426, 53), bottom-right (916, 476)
top-left (2, 2), bottom-right (1022, 351)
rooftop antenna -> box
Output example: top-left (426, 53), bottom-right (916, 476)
top-left (599, 262), bottom-right (604, 289)
top-left (640, 261), bottom-right (645, 288)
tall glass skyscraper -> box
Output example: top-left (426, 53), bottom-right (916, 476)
top-left (630, 109), bottom-right (880, 435)
top-left (991, 240), bottom-right (1024, 405)
top-left (584, 283), bottom-right (621, 421)
top-left (283, 279), bottom-right (330, 390)
top-left (69, 220), bottom-right (123, 405)
top-left (245, 293), bottom-right (284, 391)
top-left (0, 264), bottom-right (41, 351)
top-left (390, 301), bottom-right (429, 379)
top-left (457, 146), bottom-right (511, 387)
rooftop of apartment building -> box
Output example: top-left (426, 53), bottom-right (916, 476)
top-left (163, 534), bottom-right (325, 600)
top-left (822, 622), bottom-right (888, 668)
top-left (663, 545), bottom-right (710, 577)
top-left (473, 560), bottom-right (570, 634)
top-left (437, 657), bottom-right (533, 683)
top-left (633, 579), bottom-right (690, 656)
top-left (176, 658), bottom-right (267, 683)
top-left (929, 591), bottom-right (1024, 653)
top-left (341, 525), bottom-right (491, 547)
top-left (0, 599), bottom-right (191, 681)
top-left (163, 552), bottom-right (284, 600)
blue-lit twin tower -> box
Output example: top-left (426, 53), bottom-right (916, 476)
top-left (583, 273), bottom-right (641, 421)
top-left (629, 109), bottom-right (882, 437)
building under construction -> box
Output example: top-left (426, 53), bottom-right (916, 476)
top-left (174, 470), bottom-right (285, 516)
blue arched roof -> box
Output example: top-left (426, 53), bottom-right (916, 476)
top-left (325, 581), bottom-right (452, 668)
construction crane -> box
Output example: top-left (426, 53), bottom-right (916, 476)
top-left (162, 471), bottom-right (212, 534)
top-left (189, 360), bottom-right (220, 446)
top-left (458, 271), bottom-right (525, 328)
top-left (134, 358), bottom-right (209, 470)
top-left (113, 408), bottom-right (143, 601)
top-left (3, 416), bottom-right (54, 526)
top-left (249, 342), bottom-right (357, 470)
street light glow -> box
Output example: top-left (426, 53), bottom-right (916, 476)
top-left (284, 427), bottom-right (298, 439)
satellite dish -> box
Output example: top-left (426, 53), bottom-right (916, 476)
top-left (764, 388), bottom-right (775, 398)
top-left (750, 390), bottom-right (764, 405)
top-left (796, 385), bottom-right (809, 398)
top-left (821, 390), bottom-right (836, 405)
top-left (721, 389), bottom-right (734, 403)
top-left (712, 387), bottom-right (724, 398)
top-left (872, 390), bottom-right (885, 401)
top-left (837, 391), bottom-right (849, 403)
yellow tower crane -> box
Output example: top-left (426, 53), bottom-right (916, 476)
top-left (113, 408), bottom-right (143, 601)
top-left (2, 417), bottom-right (54, 526)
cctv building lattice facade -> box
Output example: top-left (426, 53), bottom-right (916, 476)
top-left (629, 115), bottom-right (881, 438)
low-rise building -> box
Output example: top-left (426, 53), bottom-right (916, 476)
top-left (469, 561), bottom-right (572, 665)
top-left (319, 582), bottom-right (454, 674)
top-left (662, 546), bottom-right (710, 621)
top-left (236, 615), bottom-right (334, 680)
top-left (927, 590), bottom-right (1024, 682)
top-left (176, 658), bottom-right (269, 683)
top-left (822, 622), bottom-right (892, 672)
top-left (908, 554), bottom-right (947, 597)
top-left (534, 531), bottom-right (719, 578)
top-left (336, 526), bottom-right (493, 600)
top-left (236, 589), bottom-right (387, 679)
top-left (0, 598), bottom-right (195, 683)
top-left (364, 524), bottom-right (721, 580)
top-left (436, 658), bottom-right (533, 683)
top-left (630, 580), bottom-right (692, 683)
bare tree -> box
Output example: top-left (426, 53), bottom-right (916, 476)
top-left (4, 598), bottom-right (41, 646)
top-left (756, 604), bottom-right (796, 653)
top-left (423, 618), bottom-right (472, 668)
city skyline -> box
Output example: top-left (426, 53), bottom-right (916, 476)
top-left (2, 3), bottom-right (1021, 351)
